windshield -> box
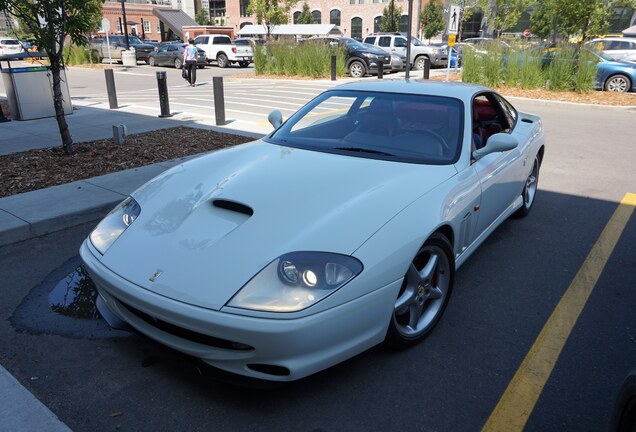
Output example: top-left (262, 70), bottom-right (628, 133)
top-left (340, 38), bottom-right (365, 50)
top-left (266, 90), bottom-right (464, 165)
top-left (411, 37), bottom-right (423, 46)
top-left (127, 36), bottom-right (143, 44)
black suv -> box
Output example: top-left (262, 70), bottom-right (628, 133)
top-left (304, 37), bottom-right (391, 78)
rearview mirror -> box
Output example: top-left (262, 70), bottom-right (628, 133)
top-left (268, 110), bottom-right (283, 129)
top-left (473, 133), bottom-right (518, 161)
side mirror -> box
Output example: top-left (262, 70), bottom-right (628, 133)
top-left (268, 110), bottom-right (283, 129)
top-left (473, 133), bottom-right (518, 161)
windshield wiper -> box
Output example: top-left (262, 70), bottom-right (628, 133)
top-left (335, 147), bottom-right (395, 156)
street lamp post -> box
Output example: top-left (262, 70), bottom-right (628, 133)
top-left (119, 0), bottom-right (130, 50)
top-left (405, 0), bottom-right (413, 79)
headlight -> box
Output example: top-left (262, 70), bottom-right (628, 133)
top-left (362, 52), bottom-right (378, 59)
top-left (227, 252), bottom-right (363, 312)
top-left (89, 197), bottom-right (141, 255)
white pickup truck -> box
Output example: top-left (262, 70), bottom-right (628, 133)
top-left (193, 34), bottom-right (253, 68)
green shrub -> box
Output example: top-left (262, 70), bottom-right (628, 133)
top-left (63, 44), bottom-right (98, 65)
top-left (254, 39), bottom-right (346, 78)
top-left (573, 48), bottom-right (598, 93)
top-left (546, 44), bottom-right (576, 91)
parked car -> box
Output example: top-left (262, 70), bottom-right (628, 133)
top-left (389, 52), bottom-right (408, 72)
top-left (585, 37), bottom-right (636, 64)
top-left (337, 37), bottom-right (392, 77)
top-left (591, 50), bottom-right (636, 92)
top-left (0, 38), bottom-right (23, 56)
top-left (193, 34), bottom-right (253, 68)
top-left (148, 43), bottom-right (206, 69)
top-left (80, 80), bottom-right (545, 382)
top-left (91, 35), bottom-right (156, 64)
top-left (612, 369), bottom-right (636, 431)
top-left (363, 32), bottom-right (448, 69)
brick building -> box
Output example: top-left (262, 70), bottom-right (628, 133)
top-left (98, 2), bottom-right (165, 40)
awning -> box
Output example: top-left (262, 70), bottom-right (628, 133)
top-left (237, 24), bottom-right (340, 36)
top-left (152, 8), bottom-right (198, 40)
top-left (623, 25), bottom-right (636, 36)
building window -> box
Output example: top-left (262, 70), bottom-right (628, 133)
top-left (399, 15), bottom-right (408, 33)
top-left (358, 0), bottom-right (364, 4)
top-left (373, 16), bottom-right (381, 32)
top-left (240, 0), bottom-right (250, 17)
top-left (143, 20), bottom-right (151, 34)
top-left (350, 0), bottom-right (355, 5)
top-left (156, 21), bottom-right (161, 33)
top-left (116, 19), bottom-right (121, 33)
top-left (351, 17), bottom-right (362, 39)
top-left (312, 10), bottom-right (321, 24)
top-left (293, 11), bottom-right (300, 23)
top-left (330, 9), bottom-right (341, 27)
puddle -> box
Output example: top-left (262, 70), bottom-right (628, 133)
top-left (49, 265), bottom-right (100, 319)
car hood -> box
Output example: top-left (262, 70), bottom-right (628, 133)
top-left (99, 141), bottom-right (457, 310)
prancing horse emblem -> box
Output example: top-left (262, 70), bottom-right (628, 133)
top-left (149, 270), bottom-right (163, 282)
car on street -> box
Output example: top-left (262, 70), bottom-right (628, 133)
top-left (80, 80), bottom-right (545, 382)
top-left (91, 35), bottom-right (156, 64)
top-left (389, 52), bottom-right (408, 72)
top-left (585, 37), bottom-right (636, 64)
top-left (591, 50), bottom-right (636, 92)
top-left (148, 43), bottom-right (207, 69)
top-left (363, 33), bottom-right (448, 69)
top-left (0, 38), bottom-right (23, 56)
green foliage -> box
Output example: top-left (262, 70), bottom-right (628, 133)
top-left (254, 40), bottom-right (346, 78)
top-left (63, 44), bottom-right (92, 65)
top-left (462, 41), bottom-right (597, 93)
top-left (247, 0), bottom-right (299, 32)
top-left (477, 0), bottom-right (532, 37)
top-left (420, 0), bottom-right (445, 42)
top-left (529, 3), bottom-right (555, 40)
top-left (296, 2), bottom-right (313, 24)
top-left (195, 9), bottom-right (211, 25)
top-left (380, 0), bottom-right (401, 33)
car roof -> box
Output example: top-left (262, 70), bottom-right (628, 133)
top-left (330, 80), bottom-right (490, 100)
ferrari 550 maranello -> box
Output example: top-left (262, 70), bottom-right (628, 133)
top-left (80, 81), bottom-right (545, 381)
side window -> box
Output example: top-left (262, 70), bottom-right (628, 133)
top-left (394, 37), bottom-right (407, 48)
top-left (378, 37), bottom-right (391, 47)
top-left (472, 93), bottom-right (510, 148)
top-left (195, 36), bottom-right (207, 44)
top-left (159, 45), bottom-right (169, 52)
top-left (364, 36), bottom-right (375, 44)
top-left (493, 94), bottom-right (517, 129)
top-left (213, 36), bottom-right (232, 44)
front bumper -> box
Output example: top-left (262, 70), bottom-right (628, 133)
top-left (80, 240), bottom-right (398, 381)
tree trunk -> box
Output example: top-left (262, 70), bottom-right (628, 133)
top-left (49, 56), bottom-right (75, 155)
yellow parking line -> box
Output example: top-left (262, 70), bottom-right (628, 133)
top-left (482, 193), bottom-right (636, 432)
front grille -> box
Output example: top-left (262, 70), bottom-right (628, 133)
top-left (118, 299), bottom-right (254, 351)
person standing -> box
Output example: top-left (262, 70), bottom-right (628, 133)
top-left (183, 38), bottom-right (198, 87)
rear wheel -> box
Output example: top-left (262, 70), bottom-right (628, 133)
top-left (348, 60), bottom-right (366, 78)
top-left (414, 55), bottom-right (430, 70)
top-left (174, 58), bottom-right (182, 69)
top-left (385, 233), bottom-right (454, 349)
top-left (239, 61), bottom-right (249, 68)
top-left (217, 53), bottom-right (228, 68)
top-left (605, 74), bottom-right (631, 92)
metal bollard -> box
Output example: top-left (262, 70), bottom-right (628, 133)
top-left (156, 71), bottom-right (172, 118)
top-left (104, 69), bottom-right (118, 109)
top-left (213, 76), bottom-right (225, 126)
top-left (422, 58), bottom-right (430, 80)
top-left (331, 55), bottom-right (336, 81)
top-left (377, 60), bottom-right (383, 79)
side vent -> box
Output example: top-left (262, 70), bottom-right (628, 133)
top-left (521, 118), bottom-right (533, 124)
top-left (212, 199), bottom-right (254, 216)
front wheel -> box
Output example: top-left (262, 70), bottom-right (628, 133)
top-left (514, 154), bottom-right (541, 218)
top-left (348, 60), bottom-right (366, 78)
top-left (149, 57), bottom-right (156, 67)
top-left (414, 56), bottom-right (430, 70)
top-left (385, 233), bottom-right (454, 349)
top-left (605, 74), bottom-right (631, 92)
top-left (174, 58), bottom-right (182, 69)
top-left (217, 53), bottom-right (228, 68)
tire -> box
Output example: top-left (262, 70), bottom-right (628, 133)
top-left (149, 57), bottom-right (156, 67)
top-left (514, 153), bottom-right (541, 218)
top-left (239, 61), bottom-right (249, 68)
top-left (174, 58), bottom-right (182, 69)
top-left (348, 60), bottom-right (366, 78)
top-left (217, 53), bottom-right (228, 68)
top-left (385, 232), bottom-right (455, 349)
top-left (605, 74), bottom-right (631, 92)
top-left (414, 55), bottom-right (430, 70)
top-left (611, 370), bottom-right (636, 432)
top-left (197, 65), bottom-right (205, 69)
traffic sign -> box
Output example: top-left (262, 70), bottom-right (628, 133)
top-left (523, 29), bottom-right (531, 37)
top-left (448, 5), bottom-right (460, 35)
top-left (448, 34), bottom-right (456, 46)
top-left (101, 18), bottom-right (110, 33)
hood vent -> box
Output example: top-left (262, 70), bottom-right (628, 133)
top-left (212, 199), bottom-right (254, 216)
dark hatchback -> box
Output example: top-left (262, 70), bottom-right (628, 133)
top-left (148, 43), bottom-right (207, 69)
top-left (337, 37), bottom-right (392, 78)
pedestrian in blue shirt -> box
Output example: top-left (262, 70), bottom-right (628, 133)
top-left (183, 38), bottom-right (198, 87)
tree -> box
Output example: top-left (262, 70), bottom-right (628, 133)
top-left (195, 9), bottom-right (211, 25)
top-left (0, 0), bottom-right (101, 155)
top-left (247, 0), bottom-right (299, 36)
top-left (477, 0), bottom-right (532, 37)
top-left (420, 0), bottom-right (445, 42)
top-left (529, 2), bottom-right (556, 40)
top-left (380, 0), bottom-right (401, 33)
top-left (296, 2), bottom-right (313, 24)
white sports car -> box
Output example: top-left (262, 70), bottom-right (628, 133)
top-left (80, 81), bottom-right (545, 381)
